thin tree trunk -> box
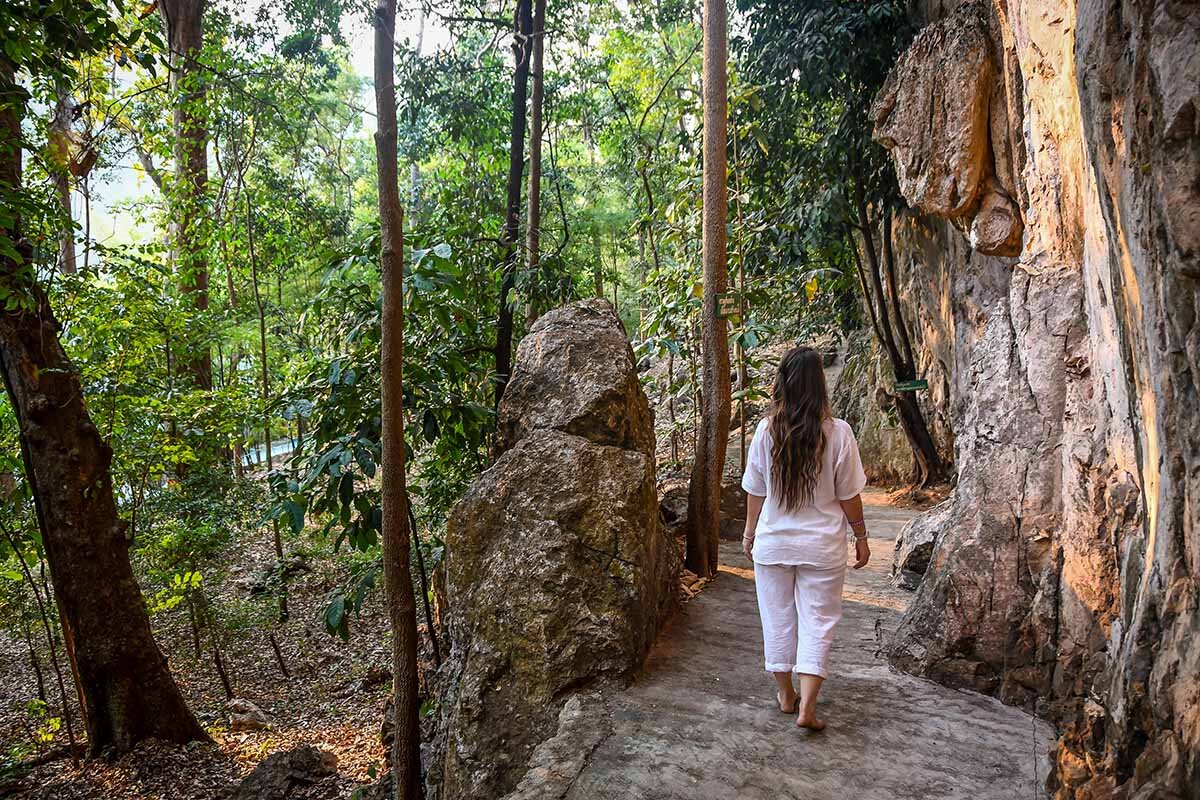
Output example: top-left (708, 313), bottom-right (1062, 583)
top-left (222, 238), bottom-right (247, 478)
top-left (524, 0), bottom-right (546, 326)
top-left (592, 227), bottom-right (602, 297)
top-left (407, 504), bottom-right (440, 667)
top-left (638, 167), bottom-right (663, 276)
top-left (668, 350), bottom-right (679, 462)
top-left (81, 176), bottom-right (91, 272)
top-left (160, 0), bottom-right (211, 391)
top-left (586, 129), bottom-right (603, 298)
top-left (374, 1), bottom-right (423, 796)
top-left (493, 0), bottom-right (534, 409)
top-left (849, 182), bottom-right (943, 486)
top-left (246, 198), bottom-right (272, 473)
top-left (19, 609), bottom-right (48, 704)
top-left (0, 63), bottom-right (208, 754)
top-left (731, 110), bottom-right (748, 471)
top-left (407, 9), bottom-right (425, 217)
top-left (49, 90), bottom-right (77, 275)
top-left (210, 638), bottom-right (233, 699)
top-left (1, 522), bottom-right (77, 765)
top-left (684, 0), bottom-right (731, 579)
top-left (268, 630), bottom-right (290, 679)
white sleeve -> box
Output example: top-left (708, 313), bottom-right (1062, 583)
top-left (834, 422), bottom-right (868, 500)
top-left (741, 422), bottom-right (769, 497)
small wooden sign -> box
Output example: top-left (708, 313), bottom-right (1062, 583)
top-left (715, 292), bottom-right (740, 319)
top-left (895, 379), bottom-right (929, 392)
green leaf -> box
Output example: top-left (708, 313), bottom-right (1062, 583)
top-left (354, 447), bottom-right (376, 478)
top-left (325, 595), bottom-right (346, 638)
top-left (421, 410), bottom-right (439, 443)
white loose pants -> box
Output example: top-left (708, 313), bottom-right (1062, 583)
top-left (754, 561), bottom-right (847, 677)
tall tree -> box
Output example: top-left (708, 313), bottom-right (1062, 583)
top-left (849, 187), bottom-right (943, 485)
top-left (685, 0), bottom-right (731, 578)
top-left (493, 0), bottom-right (534, 408)
top-left (524, 0), bottom-right (547, 325)
top-left (736, 1), bottom-right (937, 483)
top-left (159, 0), bottom-right (212, 391)
top-left (373, 0), bottom-right (423, 796)
top-left (0, 6), bottom-right (207, 755)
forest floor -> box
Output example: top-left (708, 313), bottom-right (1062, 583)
top-left (532, 489), bottom-right (1056, 800)
top-left (0, 530), bottom-right (407, 799)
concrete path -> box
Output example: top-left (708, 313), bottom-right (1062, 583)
top-left (563, 489), bottom-right (1054, 800)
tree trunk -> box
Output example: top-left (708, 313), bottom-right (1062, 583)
top-left (730, 111), bottom-right (749, 471)
top-left (373, 2), bottom-right (423, 797)
top-left (160, 0), bottom-right (211, 391)
top-left (246, 198), bottom-right (272, 473)
top-left (48, 92), bottom-right (77, 275)
top-left (592, 226), bottom-right (603, 298)
top-left (684, 0), bottom-right (731, 579)
top-left (668, 350), bottom-right (679, 462)
top-left (523, 0), bottom-right (546, 327)
top-left (493, 0), bottom-right (534, 409)
top-left (221, 239), bottom-right (246, 478)
top-left (585, 127), bottom-right (603, 298)
top-left (0, 64), bottom-right (207, 754)
top-left (849, 181), bottom-right (944, 486)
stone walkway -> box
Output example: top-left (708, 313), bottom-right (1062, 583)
top-left (551, 489), bottom-right (1054, 800)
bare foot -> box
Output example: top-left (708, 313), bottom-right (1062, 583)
top-left (776, 692), bottom-right (798, 714)
top-left (796, 710), bottom-right (826, 731)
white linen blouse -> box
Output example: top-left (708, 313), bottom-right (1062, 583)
top-left (741, 416), bottom-right (868, 568)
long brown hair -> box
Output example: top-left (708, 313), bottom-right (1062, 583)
top-left (768, 346), bottom-right (832, 510)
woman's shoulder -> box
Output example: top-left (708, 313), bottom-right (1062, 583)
top-left (827, 417), bottom-right (856, 438)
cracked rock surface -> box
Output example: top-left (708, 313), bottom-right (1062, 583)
top-left (431, 299), bottom-right (677, 800)
top-left (869, 0), bottom-right (1199, 795)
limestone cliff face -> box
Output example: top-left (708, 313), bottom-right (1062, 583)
top-left (870, 0), bottom-right (1198, 796)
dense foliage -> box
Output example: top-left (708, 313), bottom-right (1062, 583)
top-left (0, 0), bottom-right (912, 769)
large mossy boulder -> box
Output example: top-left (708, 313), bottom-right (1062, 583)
top-left (433, 299), bottom-right (676, 800)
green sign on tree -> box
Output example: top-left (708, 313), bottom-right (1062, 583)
top-left (715, 292), bottom-right (740, 319)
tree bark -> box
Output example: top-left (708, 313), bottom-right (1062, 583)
top-left (493, 0), bottom-right (534, 409)
top-left (684, 0), bottom-right (731, 579)
top-left (160, 0), bottom-right (211, 391)
top-left (48, 91), bottom-right (76, 275)
top-left (373, 2), bottom-right (423, 797)
top-left (0, 63), bottom-right (207, 754)
top-left (523, 0), bottom-right (546, 327)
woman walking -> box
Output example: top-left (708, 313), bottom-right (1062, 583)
top-left (741, 345), bottom-right (870, 731)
